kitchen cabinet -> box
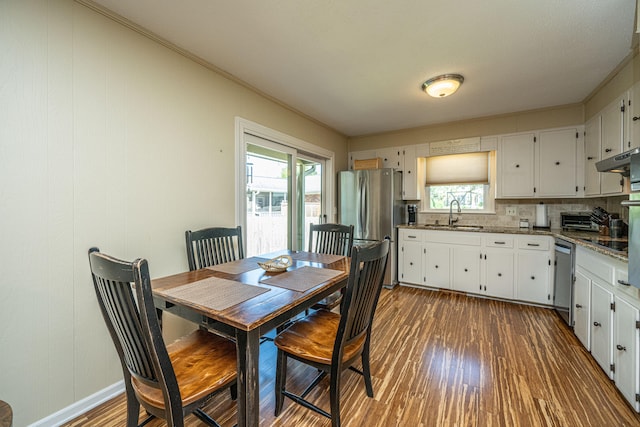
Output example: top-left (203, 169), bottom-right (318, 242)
top-left (600, 95), bottom-right (627, 195)
top-left (538, 128), bottom-right (579, 197)
top-left (574, 269), bottom-right (591, 349)
top-left (401, 145), bottom-right (419, 200)
top-left (377, 147), bottom-right (402, 170)
top-left (630, 81), bottom-right (640, 150)
top-left (498, 133), bottom-right (535, 197)
top-left (398, 229), bottom-right (424, 286)
top-left (424, 243), bottom-right (451, 289)
top-left (481, 234), bottom-right (515, 299)
top-left (584, 115), bottom-right (601, 196)
top-left (451, 246), bottom-right (481, 294)
top-left (515, 236), bottom-right (552, 305)
top-left (614, 294), bottom-right (640, 411)
top-left (591, 280), bottom-right (614, 378)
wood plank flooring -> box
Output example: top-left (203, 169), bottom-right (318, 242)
top-left (65, 286), bottom-right (640, 426)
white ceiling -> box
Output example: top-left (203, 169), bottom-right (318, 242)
top-left (89, 0), bottom-right (636, 137)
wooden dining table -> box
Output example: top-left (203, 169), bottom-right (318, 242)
top-left (151, 250), bottom-right (350, 427)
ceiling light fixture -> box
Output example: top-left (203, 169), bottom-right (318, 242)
top-left (422, 74), bottom-right (464, 98)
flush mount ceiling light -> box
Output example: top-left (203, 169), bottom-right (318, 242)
top-left (422, 74), bottom-right (464, 98)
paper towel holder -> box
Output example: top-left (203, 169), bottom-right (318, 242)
top-left (533, 202), bottom-right (551, 230)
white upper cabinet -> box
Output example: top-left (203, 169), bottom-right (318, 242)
top-left (538, 128), bottom-right (579, 197)
top-left (600, 96), bottom-right (627, 195)
top-left (498, 133), bottom-right (535, 197)
top-left (629, 81), bottom-right (640, 150)
top-left (348, 150), bottom-right (377, 170)
top-left (376, 147), bottom-right (402, 170)
top-left (584, 115), bottom-right (602, 196)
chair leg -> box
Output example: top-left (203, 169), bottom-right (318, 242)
top-left (274, 350), bottom-right (287, 416)
top-left (124, 381), bottom-right (141, 427)
top-left (230, 383), bottom-right (238, 400)
top-left (329, 368), bottom-right (342, 427)
top-left (362, 342), bottom-right (374, 397)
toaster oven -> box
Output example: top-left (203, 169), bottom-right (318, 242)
top-left (561, 212), bottom-right (598, 231)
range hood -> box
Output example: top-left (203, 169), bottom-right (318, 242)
top-left (596, 147), bottom-right (640, 176)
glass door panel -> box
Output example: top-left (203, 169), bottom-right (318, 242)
top-left (245, 143), bottom-right (293, 257)
top-left (296, 157), bottom-right (324, 251)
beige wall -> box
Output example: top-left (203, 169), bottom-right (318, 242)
top-left (0, 1), bottom-right (346, 425)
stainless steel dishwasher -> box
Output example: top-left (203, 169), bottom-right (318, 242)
top-left (553, 238), bottom-right (575, 326)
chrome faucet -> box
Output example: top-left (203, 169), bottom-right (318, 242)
top-left (449, 199), bottom-right (461, 226)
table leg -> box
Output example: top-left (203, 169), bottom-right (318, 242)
top-left (235, 328), bottom-right (261, 427)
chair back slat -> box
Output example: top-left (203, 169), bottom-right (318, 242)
top-left (333, 240), bottom-right (389, 360)
top-left (308, 223), bottom-right (354, 256)
top-left (186, 226), bottom-right (244, 271)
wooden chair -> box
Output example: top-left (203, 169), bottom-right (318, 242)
top-left (308, 223), bottom-right (354, 310)
top-left (274, 239), bottom-right (389, 427)
top-left (185, 226), bottom-right (244, 271)
top-left (88, 248), bottom-right (237, 427)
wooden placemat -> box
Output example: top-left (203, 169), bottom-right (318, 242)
top-left (162, 277), bottom-right (270, 311)
top-left (206, 257), bottom-right (268, 274)
top-left (290, 252), bottom-right (345, 264)
top-left (260, 266), bottom-right (343, 292)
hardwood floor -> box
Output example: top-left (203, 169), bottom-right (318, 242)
top-left (65, 286), bottom-right (640, 426)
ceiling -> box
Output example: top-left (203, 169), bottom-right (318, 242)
top-left (88, 0), bottom-right (636, 137)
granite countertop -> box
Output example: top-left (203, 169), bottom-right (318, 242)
top-left (397, 224), bottom-right (629, 262)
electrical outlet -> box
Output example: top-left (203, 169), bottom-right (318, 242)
top-left (506, 206), bottom-right (518, 216)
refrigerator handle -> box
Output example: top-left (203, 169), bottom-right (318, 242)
top-left (621, 200), bottom-right (640, 207)
top-left (359, 174), bottom-right (367, 236)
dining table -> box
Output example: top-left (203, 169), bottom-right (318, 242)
top-left (151, 249), bottom-right (350, 427)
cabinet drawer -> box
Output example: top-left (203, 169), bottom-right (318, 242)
top-left (485, 234), bottom-right (514, 248)
top-left (576, 246), bottom-right (614, 283)
top-left (517, 236), bottom-right (551, 250)
top-left (399, 229), bottom-right (424, 242)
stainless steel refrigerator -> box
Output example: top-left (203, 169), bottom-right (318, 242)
top-left (338, 169), bottom-right (405, 288)
top-left (622, 152), bottom-right (640, 288)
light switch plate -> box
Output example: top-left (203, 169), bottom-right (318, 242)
top-left (506, 206), bottom-right (517, 216)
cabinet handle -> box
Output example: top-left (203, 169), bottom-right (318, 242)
top-left (605, 148), bottom-right (612, 153)
top-left (527, 243), bottom-right (540, 247)
top-left (616, 344), bottom-right (627, 351)
top-left (555, 161), bottom-right (560, 165)
top-left (593, 321), bottom-right (601, 327)
top-left (464, 268), bottom-right (468, 272)
top-left (531, 276), bottom-right (535, 280)
top-left (617, 279), bottom-right (630, 286)
top-left (408, 235), bottom-right (417, 239)
top-left (587, 156), bottom-right (594, 160)
top-left (409, 262), bottom-right (413, 266)
top-left (515, 164), bottom-right (520, 168)
top-left (575, 304), bottom-right (582, 308)
top-left (634, 116), bottom-right (640, 121)
top-left (435, 265), bottom-right (438, 269)
top-left (494, 241), bottom-right (506, 245)
top-left (498, 273), bottom-right (502, 277)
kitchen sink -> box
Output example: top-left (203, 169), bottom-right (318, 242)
top-left (452, 225), bottom-right (484, 230)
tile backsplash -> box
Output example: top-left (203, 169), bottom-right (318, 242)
top-left (415, 197), bottom-right (629, 229)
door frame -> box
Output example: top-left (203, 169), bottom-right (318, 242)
top-left (235, 117), bottom-right (335, 250)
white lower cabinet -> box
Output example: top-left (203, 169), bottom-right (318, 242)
top-left (614, 295), bottom-right (640, 411)
top-left (590, 280), bottom-right (614, 378)
top-left (575, 245), bottom-right (640, 411)
top-left (452, 246), bottom-right (481, 293)
top-left (573, 269), bottom-right (591, 349)
top-left (425, 243), bottom-right (451, 289)
top-left (400, 240), bottom-right (423, 285)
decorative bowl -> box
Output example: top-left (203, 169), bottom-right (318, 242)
top-left (258, 255), bottom-right (292, 272)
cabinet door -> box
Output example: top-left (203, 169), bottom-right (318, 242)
top-left (451, 246), bottom-right (480, 293)
top-left (401, 145), bottom-right (419, 200)
top-left (601, 97), bottom-right (626, 195)
top-left (584, 116), bottom-right (601, 196)
top-left (376, 147), bottom-right (402, 170)
top-left (425, 243), bottom-right (450, 289)
top-left (574, 269), bottom-right (591, 349)
top-left (538, 128), bottom-right (578, 196)
top-left (483, 249), bottom-right (514, 299)
top-left (498, 134), bottom-right (535, 197)
top-left (399, 241), bottom-right (423, 285)
top-left (591, 280), bottom-right (614, 378)
top-left (516, 251), bottom-right (551, 304)
top-left (630, 82), bottom-right (640, 150)
top-left (614, 296), bottom-right (640, 411)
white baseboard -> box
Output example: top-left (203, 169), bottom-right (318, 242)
top-left (29, 380), bottom-right (125, 427)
